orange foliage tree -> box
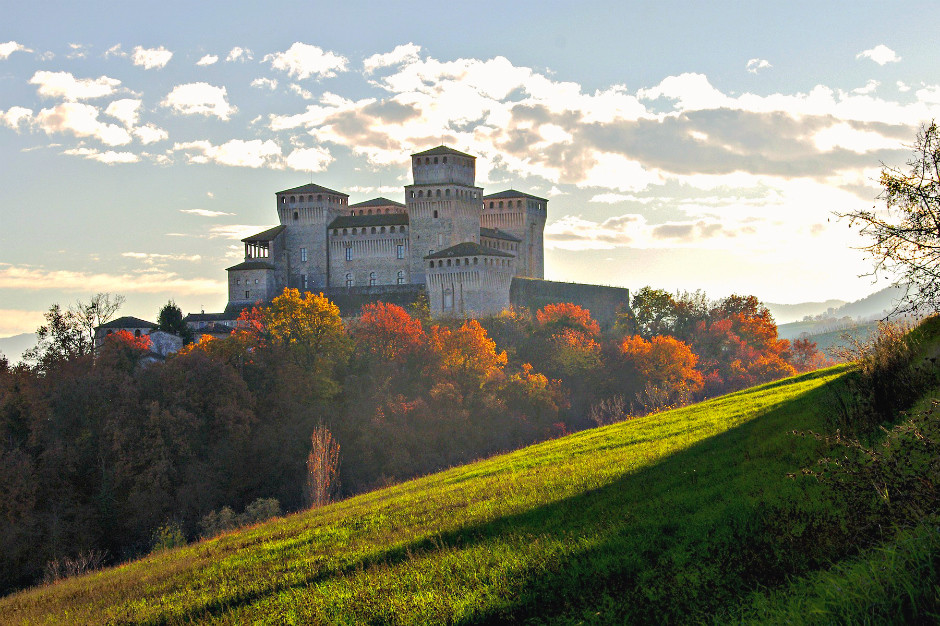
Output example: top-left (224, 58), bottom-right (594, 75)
top-left (618, 335), bottom-right (704, 412)
top-left (352, 302), bottom-right (425, 363)
top-left (428, 319), bottom-right (507, 392)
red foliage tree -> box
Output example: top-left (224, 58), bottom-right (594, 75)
top-left (353, 302), bottom-right (425, 363)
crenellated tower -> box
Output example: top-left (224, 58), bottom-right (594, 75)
top-left (405, 147), bottom-right (484, 283)
top-left (481, 190), bottom-right (547, 279)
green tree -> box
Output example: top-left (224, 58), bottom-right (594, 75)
top-left (157, 300), bottom-right (193, 343)
top-left (840, 120), bottom-right (940, 313)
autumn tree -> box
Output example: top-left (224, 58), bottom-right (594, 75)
top-left (619, 335), bottom-right (703, 412)
top-left (839, 121), bottom-right (940, 313)
top-left (352, 302), bottom-right (425, 364)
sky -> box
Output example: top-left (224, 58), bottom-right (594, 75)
top-left (1, 0), bottom-right (939, 338)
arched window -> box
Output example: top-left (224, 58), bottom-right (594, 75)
top-left (429, 261), bottom-right (434, 268)
top-left (434, 157), bottom-right (438, 164)
top-left (369, 272), bottom-right (376, 286)
top-left (293, 211), bottom-right (299, 221)
top-left (446, 259), bottom-right (451, 266)
top-left (368, 209), bottom-right (373, 215)
top-left (290, 196), bottom-right (296, 203)
top-left (442, 156), bottom-right (447, 163)
top-left (317, 194), bottom-right (322, 201)
top-left (281, 197), bottom-right (286, 204)
top-left (352, 228), bottom-right (357, 235)
top-left (433, 210), bottom-right (438, 218)
top-left (345, 273), bottom-right (353, 287)
top-left (445, 189), bottom-right (450, 196)
top-left (371, 227), bottom-right (376, 234)
top-left (438, 260), bottom-right (443, 267)
top-left (425, 157), bottom-right (430, 164)
top-left (499, 201), bottom-right (504, 208)
top-left (489, 201), bottom-right (494, 208)
top-left (397, 270), bottom-right (404, 285)
top-left (134, 329), bottom-right (141, 337)
top-left (389, 226), bottom-right (395, 233)
top-left (517, 200), bottom-right (522, 207)
top-left (343, 228), bottom-right (348, 235)
top-left (473, 257), bottom-right (478, 264)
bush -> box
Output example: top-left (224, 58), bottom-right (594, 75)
top-left (828, 320), bottom-right (935, 432)
top-left (42, 550), bottom-right (108, 584)
top-left (151, 522), bottom-right (186, 553)
top-left (200, 498), bottom-right (282, 538)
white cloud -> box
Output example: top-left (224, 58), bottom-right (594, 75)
top-left (264, 42), bottom-right (348, 79)
top-left (852, 80), bottom-right (880, 95)
top-left (251, 77), bottom-right (278, 90)
top-left (746, 58), bottom-right (771, 74)
top-left (0, 106), bottom-right (33, 129)
top-left (578, 153), bottom-right (665, 192)
top-left (132, 45), bottom-right (173, 69)
top-left (0, 309), bottom-right (46, 338)
top-left (897, 81), bottom-right (910, 93)
top-left (29, 70), bottom-right (121, 100)
top-left (67, 43), bottom-right (90, 59)
top-left (289, 84), bottom-right (315, 99)
top-left (173, 138), bottom-right (282, 168)
top-left (104, 98), bottom-right (141, 127)
top-left (162, 83), bottom-right (237, 119)
top-left (62, 147), bottom-right (140, 164)
top-left (35, 102), bottom-right (132, 145)
top-left (285, 146), bottom-right (333, 172)
top-left (856, 44), bottom-right (900, 65)
top-left (133, 124), bottom-right (169, 144)
top-left (638, 73), bottom-right (731, 110)
top-left (364, 43), bottom-right (422, 74)
top-left (0, 264), bottom-right (223, 295)
top-left (122, 252), bottom-right (202, 263)
top-left (104, 44), bottom-right (124, 58)
top-left (226, 46), bottom-right (252, 62)
top-left (590, 193), bottom-right (654, 204)
top-left (180, 208), bottom-right (234, 217)
top-left (196, 54), bottom-right (219, 66)
top-left (0, 41), bottom-right (32, 59)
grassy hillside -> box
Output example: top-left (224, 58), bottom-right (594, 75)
top-left (0, 365), bottom-right (856, 624)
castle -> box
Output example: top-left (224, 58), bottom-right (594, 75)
top-left (226, 146), bottom-right (548, 317)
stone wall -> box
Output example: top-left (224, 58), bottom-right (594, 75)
top-left (510, 277), bottom-right (630, 330)
top-left (328, 230), bottom-right (411, 288)
top-left (426, 256), bottom-right (515, 317)
top-left (324, 284), bottom-right (425, 317)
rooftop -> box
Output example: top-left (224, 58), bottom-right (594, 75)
top-left (98, 316), bottom-right (156, 330)
top-left (277, 182), bottom-right (348, 197)
top-left (329, 214), bottom-right (409, 229)
top-left (242, 225), bottom-right (286, 243)
top-left (425, 242), bottom-right (514, 260)
top-left (349, 197), bottom-right (406, 209)
top-left (227, 260), bottom-right (277, 271)
top-left (480, 227), bottom-right (522, 242)
top-left (412, 145), bottom-right (476, 159)
top-left (483, 189), bottom-right (548, 202)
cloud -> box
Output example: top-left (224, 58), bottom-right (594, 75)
top-left (289, 84), bottom-right (315, 99)
top-left (264, 42), bottom-right (348, 79)
top-left (226, 47), bottom-right (252, 62)
top-left (180, 208), bottom-right (234, 217)
top-left (746, 58), bottom-right (771, 74)
top-left (544, 214), bottom-right (644, 250)
top-left (173, 138), bottom-right (282, 168)
top-left (0, 264), bottom-right (223, 295)
top-left (0, 41), bottom-right (32, 59)
top-left (589, 193), bottom-right (654, 204)
top-left (133, 124), bottom-right (168, 144)
top-left (104, 98), bottom-right (141, 127)
top-left (856, 44), bottom-right (900, 65)
top-left (29, 70), bottom-right (121, 100)
top-left (196, 54), bottom-right (219, 66)
top-left (62, 147), bottom-right (140, 164)
top-left (363, 43), bottom-right (422, 74)
top-left (162, 83), bottom-right (236, 119)
top-left (285, 146), bottom-right (333, 172)
top-left (250, 77), bottom-right (278, 90)
top-left (0, 309), bottom-right (47, 338)
top-left (35, 102), bottom-right (132, 145)
top-left (66, 43), bottom-right (90, 59)
top-left (0, 106), bottom-right (33, 129)
top-left (121, 252), bottom-right (202, 263)
top-left (131, 45), bottom-right (173, 69)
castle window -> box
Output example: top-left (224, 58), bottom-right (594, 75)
top-left (281, 197), bottom-right (286, 204)
top-left (368, 209), bottom-right (373, 215)
top-left (445, 189), bottom-right (450, 196)
top-left (499, 201), bottom-right (504, 208)
top-left (385, 208), bottom-right (390, 214)
top-left (293, 211), bottom-right (299, 221)
top-left (397, 270), bottom-right (404, 285)
top-left (380, 226), bottom-right (386, 233)
top-left (236, 278), bottom-right (241, 285)
top-left (300, 247), bottom-right (307, 262)
top-left (429, 261), bottom-right (434, 268)
top-left (446, 259), bottom-right (451, 267)
top-left (351, 228), bottom-right (357, 235)
top-left (438, 260), bottom-right (443, 267)
top-left (434, 157), bottom-right (438, 164)
top-left (135, 329), bottom-right (141, 338)
top-left (371, 227), bottom-right (377, 234)
top-left (435, 189), bottom-right (441, 197)
top-left (442, 156), bottom-right (447, 163)
top-left (418, 190), bottom-right (423, 197)
top-left (489, 202), bottom-right (493, 208)
top-left (389, 226), bottom-right (395, 233)
top-left (255, 279), bottom-right (259, 284)
top-left (317, 194), bottom-right (322, 201)
top-left (369, 272), bottom-right (376, 286)
top-left (245, 290), bottom-right (250, 298)
top-left (345, 273), bottom-right (353, 287)
top-left (343, 228), bottom-right (348, 235)
top-left (473, 257), bottom-right (478, 264)
top-left (425, 157), bottom-right (430, 164)
top-left (345, 247), bottom-right (352, 261)
top-left (433, 210), bottom-right (438, 218)
top-left (301, 274), bottom-right (307, 290)
top-left (397, 244), bottom-right (404, 259)
top-left (290, 196), bottom-right (296, 203)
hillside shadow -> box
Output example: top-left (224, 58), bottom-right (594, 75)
top-left (159, 370), bottom-right (841, 624)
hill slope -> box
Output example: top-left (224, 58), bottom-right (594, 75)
top-left (0, 367), bottom-right (851, 624)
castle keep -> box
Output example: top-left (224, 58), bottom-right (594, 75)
top-left (226, 146), bottom-right (548, 317)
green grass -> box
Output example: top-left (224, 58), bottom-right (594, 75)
top-left (0, 366), bottom-right (853, 624)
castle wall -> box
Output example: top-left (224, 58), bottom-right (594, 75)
top-left (426, 255), bottom-right (515, 317)
top-left (481, 197), bottom-right (547, 278)
top-left (406, 190), bottom-right (483, 283)
top-left (509, 277), bottom-right (631, 330)
top-left (228, 266), bottom-right (277, 306)
top-left (276, 194), bottom-right (347, 290)
top-left (328, 227), bottom-right (411, 287)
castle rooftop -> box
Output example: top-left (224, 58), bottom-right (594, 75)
top-left (349, 197), bottom-right (406, 209)
top-left (242, 225), bottom-right (285, 243)
top-left (483, 189), bottom-right (548, 202)
top-left (277, 182), bottom-right (348, 196)
top-left (226, 259), bottom-right (277, 271)
top-left (329, 213), bottom-right (409, 229)
top-left (411, 145), bottom-right (475, 159)
top-left (480, 227), bottom-right (522, 242)
top-left (425, 242), bottom-right (514, 260)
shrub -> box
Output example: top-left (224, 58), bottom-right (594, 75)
top-left (42, 550), bottom-right (108, 584)
top-left (200, 498), bottom-right (283, 538)
top-left (150, 522), bottom-right (186, 553)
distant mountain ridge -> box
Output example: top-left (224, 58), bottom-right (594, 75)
top-left (765, 299), bottom-right (847, 324)
top-left (0, 333), bottom-right (35, 365)
top-left (768, 285), bottom-right (906, 325)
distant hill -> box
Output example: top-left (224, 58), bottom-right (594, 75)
top-left (0, 333), bottom-right (35, 364)
top-left (765, 299), bottom-right (847, 324)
